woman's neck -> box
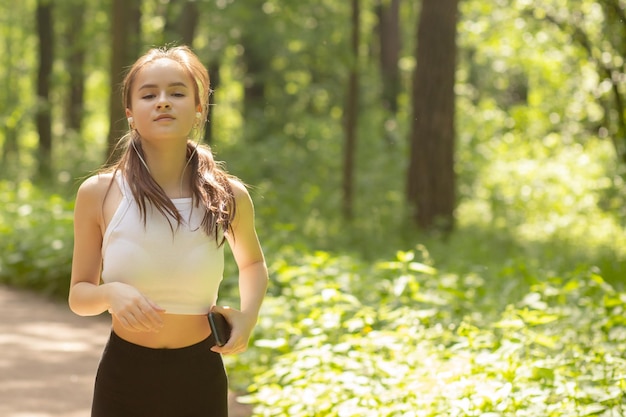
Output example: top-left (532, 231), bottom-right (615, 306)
top-left (141, 141), bottom-right (191, 199)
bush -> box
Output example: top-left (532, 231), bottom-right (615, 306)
top-left (0, 180), bottom-right (74, 298)
top-left (238, 251), bottom-right (626, 417)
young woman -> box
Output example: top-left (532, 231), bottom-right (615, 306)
top-left (69, 45), bottom-right (268, 417)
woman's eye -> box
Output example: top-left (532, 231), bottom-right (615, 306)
top-left (172, 92), bottom-right (185, 97)
top-left (142, 94), bottom-right (155, 99)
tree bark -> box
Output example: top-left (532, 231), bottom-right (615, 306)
top-left (598, 0), bottom-right (626, 164)
top-left (36, 0), bottom-right (54, 179)
top-left (64, 1), bottom-right (86, 133)
top-left (2, 13), bottom-right (20, 170)
top-left (178, 0), bottom-right (199, 46)
top-left (406, 0), bottom-right (459, 232)
top-left (163, 0), bottom-right (199, 46)
top-left (241, 34), bottom-right (267, 122)
top-left (342, 0), bottom-right (360, 220)
top-left (239, 0), bottom-right (270, 124)
top-left (377, 0), bottom-right (400, 114)
top-left (107, 0), bottom-right (142, 161)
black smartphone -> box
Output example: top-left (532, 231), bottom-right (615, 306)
top-left (208, 311), bottom-right (231, 347)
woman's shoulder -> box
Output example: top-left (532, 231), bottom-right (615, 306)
top-left (76, 171), bottom-right (117, 202)
top-left (228, 178), bottom-right (251, 200)
top-left (228, 177), bottom-right (246, 192)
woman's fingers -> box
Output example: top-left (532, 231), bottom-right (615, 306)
top-left (107, 283), bottom-right (165, 332)
top-left (209, 305), bottom-right (255, 354)
top-left (116, 302), bottom-right (164, 332)
top-left (143, 301), bottom-right (165, 329)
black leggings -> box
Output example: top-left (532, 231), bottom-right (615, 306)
top-left (91, 331), bottom-right (228, 417)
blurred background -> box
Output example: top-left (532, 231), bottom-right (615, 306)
top-left (1, 0), bottom-right (626, 415)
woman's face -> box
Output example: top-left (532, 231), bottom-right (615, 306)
top-left (127, 58), bottom-right (199, 143)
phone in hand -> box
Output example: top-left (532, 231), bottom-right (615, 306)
top-left (208, 311), bottom-right (231, 347)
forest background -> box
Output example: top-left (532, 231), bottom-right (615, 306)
top-left (1, 0), bottom-right (626, 415)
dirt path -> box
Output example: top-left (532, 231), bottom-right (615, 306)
top-left (0, 285), bottom-right (252, 417)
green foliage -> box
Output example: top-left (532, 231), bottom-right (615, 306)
top-left (0, 180), bottom-right (74, 298)
top-left (235, 252), bottom-right (626, 417)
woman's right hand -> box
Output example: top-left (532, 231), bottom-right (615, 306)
top-left (105, 282), bottom-right (165, 332)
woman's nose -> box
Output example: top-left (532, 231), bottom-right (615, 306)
top-left (157, 93), bottom-right (171, 109)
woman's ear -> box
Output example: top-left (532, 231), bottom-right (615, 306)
top-left (125, 109), bottom-right (134, 129)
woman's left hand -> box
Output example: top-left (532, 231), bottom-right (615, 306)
top-left (210, 305), bottom-right (256, 355)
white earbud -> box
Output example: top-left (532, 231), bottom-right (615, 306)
top-left (195, 112), bottom-right (202, 120)
top-left (127, 117), bottom-right (134, 126)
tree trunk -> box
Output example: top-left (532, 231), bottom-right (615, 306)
top-left (64, 1), bottom-right (86, 133)
top-left (2, 12), bottom-right (20, 171)
top-left (377, 0), bottom-right (400, 114)
top-left (241, 34), bottom-right (267, 122)
top-left (600, 0), bottom-right (626, 164)
top-left (406, 0), bottom-right (459, 232)
top-left (342, 0), bottom-right (360, 220)
top-left (36, 0), bottom-right (54, 179)
top-left (107, 0), bottom-right (142, 161)
top-left (163, 0), bottom-right (199, 46)
top-left (178, 0), bottom-right (199, 46)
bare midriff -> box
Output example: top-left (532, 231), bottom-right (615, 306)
top-left (112, 314), bottom-right (212, 349)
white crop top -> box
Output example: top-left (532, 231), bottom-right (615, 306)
top-left (101, 173), bottom-right (224, 315)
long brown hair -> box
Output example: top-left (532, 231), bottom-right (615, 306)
top-left (104, 46), bottom-right (235, 245)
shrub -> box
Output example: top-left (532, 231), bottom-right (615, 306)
top-left (238, 251), bottom-right (626, 417)
top-left (0, 180), bottom-right (74, 297)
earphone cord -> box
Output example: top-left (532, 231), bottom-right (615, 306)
top-left (131, 138), bottom-right (201, 199)
top-left (179, 140), bottom-right (200, 198)
top-left (131, 139), bottom-right (151, 173)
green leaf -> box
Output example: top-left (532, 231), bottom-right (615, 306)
top-left (408, 262), bottom-right (437, 275)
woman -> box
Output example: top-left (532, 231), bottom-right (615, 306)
top-left (69, 45), bottom-right (268, 417)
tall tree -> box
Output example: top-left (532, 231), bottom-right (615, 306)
top-left (36, 0), bottom-right (54, 179)
top-left (406, 0), bottom-right (459, 232)
top-left (237, 0), bottom-right (272, 126)
top-left (1, 5), bottom-right (23, 172)
top-left (107, 0), bottom-right (142, 160)
top-left (2, 36), bottom-right (19, 170)
top-left (527, 0), bottom-right (626, 165)
top-left (63, 0), bottom-right (86, 133)
top-left (376, 0), bottom-right (401, 115)
top-left (241, 33), bottom-right (268, 122)
top-left (342, 0), bottom-right (360, 220)
top-left (163, 0), bottom-right (199, 46)
top-left (600, 0), bottom-right (626, 165)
